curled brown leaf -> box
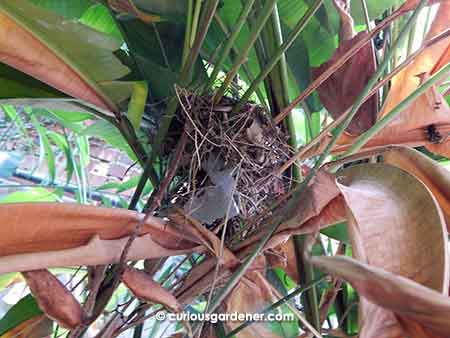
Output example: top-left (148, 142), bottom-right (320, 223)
top-left (384, 145), bottom-right (450, 227)
top-left (327, 163), bottom-right (449, 338)
top-left (309, 255), bottom-right (450, 338)
top-left (22, 269), bottom-right (84, 329)
top-left (121, 267), bottom-right (181, 312)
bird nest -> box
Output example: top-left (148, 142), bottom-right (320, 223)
top-left (167, 88), bottom-right (294, 239)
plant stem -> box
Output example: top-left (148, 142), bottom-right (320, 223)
top-left (294, 236), bottom-right (321, 330)
top-left (360, 0), bottom-right (371, 31)
top-left (190, 0), bottom-right (204, 48)
top-left (182, 0), bottom-right (194, 66)
top-left (213, 0), bottom-right (278, 104)
top-left (233, 0), bottom-right (323, 113)
top-left (269, 3), bottom-right (291, 110)
top-left (213, 14), bottom-right (267, 105)
top-left (206, 0), bottom-right (257, 89)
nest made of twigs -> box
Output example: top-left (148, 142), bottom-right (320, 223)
top-left (165, 88), bottom-right (294, 239)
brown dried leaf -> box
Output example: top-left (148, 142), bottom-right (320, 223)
top-left (121, 267), bottom-right (181, 312)
top-left (309, 255), bottom-right (450, 338)
top-left (384, 145), bottom-right (450, 227)
top-left (262, 195), bottom-right (346, 283)
top-left (0, 203), bottom-right (199, 256)
top-left (312, 31), bottom-right (377, 135)
top-left (0, 203), bottom-right (205, 273)
top-left (223, 269), bottom-right (280, 338)
top-left (22, 270), bottom-right (83, 329)
top-left (333, 163), bottom-right (448, 338)
top-left (169, 210), bottom-right (239, 268)
top-left (0, 234), bottom-right (202, 275)
top-left (325, 2), bottom-right (450, 155)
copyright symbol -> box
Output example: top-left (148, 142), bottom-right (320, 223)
top-left (156, 311), bottom-right (166, 321)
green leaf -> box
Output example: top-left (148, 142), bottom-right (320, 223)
top-left (321, 222), bottom-right (349, 243)
top-left (0, 187), bottom-right (61, 203)
top-left (32, 109), bottom-right (84, 134)
top-left (80, 3), bottom-right (123, 41)
top-left (47, 130), bottom-right (74, 184)
top-left (96, 175), bottom-right (152, 194)
top-left (81, 120), bottom-right (137, 161)
top-left (0, 63), bottom-right (63, 100)
top-left (29, 0), bottom-right (94, 19)
top-left (29, 114), bottom-right (56, 183)
top-left (132, 0), bottom-right (187, 19)
top-left (46, 109), bottom-right (92, 123)
top-left (0, 295), bottom-right (42, 336)
top-left (350, 0), bottom-right (402, 25)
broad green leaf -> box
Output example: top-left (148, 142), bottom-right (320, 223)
top-left (0, 98), bottom-right (107, 122)
top-left (115, 175), bottom-right (151, 194)
top-left (82, 120), bottom-right (137, 161)
top-left (46, 109), bottom-right (92, 123)
top-left (29, 0), bottom-right (93, 19)
top-left (96, 181), bottom-right (122, 191)
top-left (0, 295), bottom-right (43, 336)
top-left (0, 188), bottom-right (61, 203)
top-left (80, 3), bottom-right (123, 41)
top-left (117, 18), bottom-right (186, 101)
top-left (351, 0), bottom-right (402, 26)
top-left (32, 109), bottom-right (85, 134)
top-left (321, 222), bottom-right (349, 243)
top-left (0, 0), bottom-right (131, 112)
top-left (320, 0), bottom-right (401, 34)
top-left (0, 63), bottom-right (63, 99)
